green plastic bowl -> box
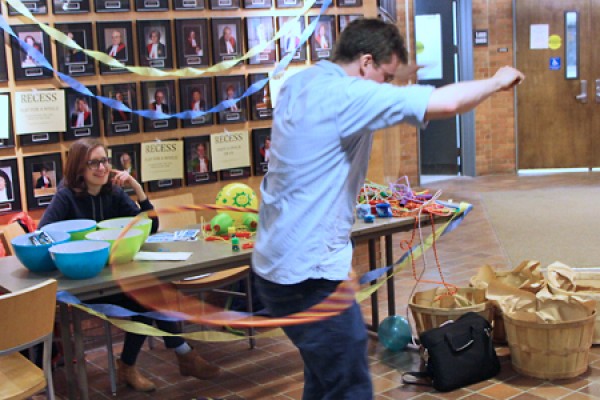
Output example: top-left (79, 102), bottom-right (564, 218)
top-left (85, 228), bottom-right (144, 264)
top-left (41, 219), bottom-right (97, 241)
top-left (97, 217), bottom-right (152, 242)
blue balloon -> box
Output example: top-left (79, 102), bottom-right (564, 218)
top-left (378, 315), bottom-right (412, 351)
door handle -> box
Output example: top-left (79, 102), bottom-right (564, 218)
top-left (596, 79), bottom-right (600, 103)
top-left (576, 80), bottom-right (588, 103)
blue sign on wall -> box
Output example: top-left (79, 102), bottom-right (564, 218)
top-left (550, 57), bottom-right (561, 70)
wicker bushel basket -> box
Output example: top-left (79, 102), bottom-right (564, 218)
top-left (503, 311), bottom-right (596, 380)
top-left (409, 287), bottom-right (494, 336)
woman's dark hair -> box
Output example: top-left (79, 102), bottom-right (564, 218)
top-left (63, 138), bottom-right (112, 197)
top-left (332, 18), bottom-right (408, 66)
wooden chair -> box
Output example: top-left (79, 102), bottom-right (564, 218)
top-left (0, 279), bottom-right (58, 400)
top-left (151, 193), bottom-right (255, 348)
top-left (0, 222), bottom-right (27, 256)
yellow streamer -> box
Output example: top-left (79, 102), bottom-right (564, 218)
top-left (4, 0), bottom-right (319, 77)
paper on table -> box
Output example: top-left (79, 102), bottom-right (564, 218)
top-left (134, 251), bottom-right (192, 261)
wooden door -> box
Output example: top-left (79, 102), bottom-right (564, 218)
top-left (516, 0), bottom-right (594, 169)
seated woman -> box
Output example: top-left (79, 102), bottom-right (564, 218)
top-left (39, 138), bottom-right (220, 392)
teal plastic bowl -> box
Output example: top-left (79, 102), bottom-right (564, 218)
top-left (41, 219), bottom-right (97, 241)
top-left (97, 217), bottom-right (152, 242)
top-left (49, 240), bottom-right (110, 279)
top-left (11, 230), bottom-right (71, 273)
top-left (85, 228), bottom-right (144, 264)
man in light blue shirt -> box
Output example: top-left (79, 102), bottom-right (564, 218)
top-left (252, 18), bottom-right (524, 400)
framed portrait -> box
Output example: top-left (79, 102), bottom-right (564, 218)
top-left (141, 80), bottom-right (177, 132)
top-left (52, 0), bottom-right (90, 13)
top-left (211, 18), bottom-right (243, 64)
top-left (248, 74), bottom-right (272, 121)
top-left (0, 93), bottom-right (16, 149)
top-left (208, 0), bottom-right (239, 9)
top-left (278, 16), bottom-right (307, 62)
top-left (252, 127), bottom-right (271, 176)
top-left (0, 159), bottom-right (23, 215)
top-left (220, 167), bottom-right (250, 181)
top-left (184, 136), bottom-right (218, 186)
top-left (24, 153), bottom-right (62, 210)
top-left (55, 23), bottom-right (95, 76)
top-left (172, 0), bottom-right (204, 10)
top-left (108, 143), bottom-right (140, 194)
top-left (8, 0), bottom-right (47, 14)
top-left (95, 0), bottom-right (130, 11)
top-left (137, 20), bottom-right (173, 69)
top-left (309, 15), bottom-right (336, 61)
top-left (215, 75), bottom-right (246, 125)
top-left (175, 19), bottom-right (209, 68)
top-left (10, 24), bottom-right (53, 81)
top-left (338, 14), bottom-right (363, 33)
top-left (0, 32), bottom-right (7, 82)
top-left (147, 178), bottom-right (182, 192)
top-left (245, 17), bottom-right (276, 65)
top-left (102, 82), bottom-right (140, 136)
top-left (135, 0), bottom-right (168, 12)
top-left (179, 77), bottom-right (214, 128)
top-left (275, 0), bottom-right (302, 8)
top-left (243, 0), bottom-right (271, 8)
top-left (97, 21), bottom-right (134, 74)
top-left (64, 86), bottom-right (100, 141)
top-left (337, 0), bottom-right (361, 6)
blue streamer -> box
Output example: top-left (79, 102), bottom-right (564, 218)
top-left (0, 0), bottom-right (332, 120)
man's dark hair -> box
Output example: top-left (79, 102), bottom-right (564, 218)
top-left (332, 18), bottom-right (408, 65)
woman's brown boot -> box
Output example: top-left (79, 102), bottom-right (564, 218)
top-left (116, 359), bottom-right (156, 392)
top-left (176, 349), bottom-right (221, 379)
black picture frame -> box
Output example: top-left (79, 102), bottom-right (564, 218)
top-left (0, 32), bottom-right (7, 82)
top-left (135, 0), bottom-right (168, 12)
top-left (97, 21), bottom-right (134, 74)
top-left (172, 0), bottom-right (204, 10)
top-left (108, 143), bottom-right (141, 195)
top-left (8, 0), bottom-right (47, 15)
top-left (10, 24), bottom-right (53, 81)
top-left (309, 15), bottom-right (336, 61)
top-left (64, 86), bottom-right (100, 141)
top-left (215, 75), bottom-right (246, 124)
top-left (141, 80), bottom-right (177, 132)
top-left (95, 0), bottom-right (130, 11)
top-left (252, 127), bottom-right (271, 176)
top-left (275, 0), bottom-right (302, 8)
top-left (179, 77), bottom-right (214, 128)
top-left (0, 158), bottom-right (23, 215)
top-left (220, 167), bottom-right (251, 181)
top-left (245, 16), bottom-right (276, 65)
top-left (338, 0), bottom-right (361, 6)
top-left (55, 22), bottom-right (96, 76)
top-left (147, 178), bottom-right (182, 192)
top-left (209, 0), bottom-right (239, 9)
top-left (243, 0), bottom-right (271, 8)
top-left (378, 0), bottom-right (397, 23)
top-left (52, 0), bottom-right (90, 13)
top-left (211, 18), bottom-right (243, 64)
top-left (310, 0), bottom-right (332, 8)
top-left (278, 16), bottom-right (307, 62)
top-left (175, 19), bottom-right (209, 68)
top-left (338, 14), bottom-right (363, 33)
top-left (137, 20), bottom-right (173, 69)
top-left (248, 73), bottom-right (272, 121)
top-left (184, 136), bottom-right (218, 186)
top-left (0, 93), bottom-right (16, 149)
top-left (24, 153), bottom-right (62, 210)
top-left (102, 82), bottom-right (140, 136)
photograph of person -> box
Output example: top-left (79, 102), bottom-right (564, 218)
top-left (70, 96), bottom-right (93, 128)
top-left (55, 23), bottom-right (95, 76)
top-left (11, 25), bottom-right (53, 80)
top-left (141, 80), bottom-right (176, 131)
top-left (97, 22), bottom-right (133, 74)
top-left (175, 19), bottom-right (209, 68)
top-left (314, 22), bottom-right (331, 50)
top-left (224, 84), bottom-right (239, 111)
top-left (33, 163), bottom-right (57, 198)
top-left (118, 152), bottom-right (137, 178)
top-left (278, 16), bottom-right (306, 62)
top-left (260, 135), bottom-right (270, 162)
top-left (252, 127), bottom-right (271, 175)
top-left (108, 144), bottom-right (140, 194)
top-left (149, 88), bottom-right (169, 113)
top-left (64, 87), bottom-right (99, 141)
top-left (218, 24), bottom-right (237, 55)
top-left (275, 0), bottom-right (302, 8)
top-left (309, 15), bottom-right (336, 61)
top-left (144, 28), bottom-right (167, 60)
top-left (339, 14), bottom-right (363, 33)
top-left (183, 137), bottom-right (217, 185)
top-left (102, 83), bottom-right (139, 135)
top-left (18, 32), bottom-right (43, 68)
top-left (179, 78), bottom-right (214, 127)
top-left (64, 31), bottom-right (87, 64)
top-left (249, 73), bottom-right (272, 120)
top-left (216, 76), bottom-right (246, 124)
top-left (137, 20), bottom-right (172, 69)
top-left (0, 167), bottom-right (14, 202)
top-left (104, 28), bottom-right (128, 61)
top-left (184, 28), bottom-right (203, 56)
top-left (53, 0), bottom-right (91, 13)
top-left (111, 90), bottom-right (133, 123)
top-left (246, 17), bottom-right (275, 65)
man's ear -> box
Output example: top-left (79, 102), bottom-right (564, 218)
top-left (358, 54), bottom-right (373, 77)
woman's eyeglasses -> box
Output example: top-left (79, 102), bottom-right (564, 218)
top-left (86, 157), bottom-right (111, 170)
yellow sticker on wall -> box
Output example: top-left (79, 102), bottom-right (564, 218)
top-left (549, 34), bottom-right (562, 50)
